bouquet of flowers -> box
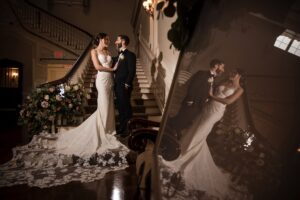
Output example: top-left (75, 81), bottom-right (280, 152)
top-left (18, 81), bottom-right (87, 136)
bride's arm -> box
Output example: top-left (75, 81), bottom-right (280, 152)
top-left (91, 49), bottom-right (114, 72)
top-left (209, 86), bottom-right (244, 105)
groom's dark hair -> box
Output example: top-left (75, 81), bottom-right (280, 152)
top-left (119, 35), bottom-right (130, 46)
top-left (209, 59), bottom-right (224, 69)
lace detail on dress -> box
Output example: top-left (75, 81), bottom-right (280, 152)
top-left (0, 134), bottom-right (128, 188)
top-left (159, 159), bottom-right (251, 200)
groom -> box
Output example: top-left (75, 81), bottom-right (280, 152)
top-left (114, 35), bottom-right (136, 136)
top-left (168, 58), bottom-right (225, 138)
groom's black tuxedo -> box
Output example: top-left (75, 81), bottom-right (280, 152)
top-left (114, 49), bottom-right (136, 135)
top-left (169, 70), bottom-right (214, 136)
top-left (115, 49), bottom-right (136, 87)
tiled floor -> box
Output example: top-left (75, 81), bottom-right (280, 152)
top-left (0, 126), bottom-right (142, 200)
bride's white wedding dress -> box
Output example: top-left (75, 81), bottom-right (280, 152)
top-left (161, 85), bottom-right (250, 200)
top-left (0, 53), bottom-right (129, 188)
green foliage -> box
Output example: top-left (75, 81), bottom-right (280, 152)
top-left (18, 81), bottom-right (87, 136)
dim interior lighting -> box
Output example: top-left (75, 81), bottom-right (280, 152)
top-left (297, 147), bottom-right (300, 153)
top-left (143, 0), bottom-right (154, 16)
top-left (12, 72), bottom-right (18, 78)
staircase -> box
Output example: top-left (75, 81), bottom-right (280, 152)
top-left (82, 58), bottom-right (162, 124)
top-left (8, 0), bottom-right (92, 56)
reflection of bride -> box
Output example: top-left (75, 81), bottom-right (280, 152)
top-left (162, 69), bottom-right (247, 199)
top-left (0, 33), bottom-right (129, 188)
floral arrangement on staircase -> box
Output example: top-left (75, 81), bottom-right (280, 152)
top-left (18, 81), bottom-right (87, 137)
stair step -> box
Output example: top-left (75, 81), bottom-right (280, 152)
top-left (132, 106), bottom-right (161, 114)
top-left (134, 83), bottom-right (151, 88)
top-left (136, 75), bottom-right (147, 79)
top-left (136, 71), bottom-right (145, 75)
top-left (147, 115), bottom-right (162, 122)
top-left (133, 88), bottom-right (152, 93)
top-left (132, 93), bottom-right (155, 100)
top-left (134, 79), bottom-right (149, 83)
top-left (131, 99), bottom-right (157, 106)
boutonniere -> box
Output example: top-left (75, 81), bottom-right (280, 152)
top-left (119, 54), bottom-right (125, 60)
top-left (208, 77), bottom-right (214, 84)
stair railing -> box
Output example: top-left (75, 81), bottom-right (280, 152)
top-left (8, 0), bottom-right (93, 56)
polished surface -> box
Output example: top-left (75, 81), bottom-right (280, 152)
top-left (0, 127), bottom-right (142, 200)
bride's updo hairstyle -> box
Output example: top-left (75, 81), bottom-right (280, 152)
top-left (93, 32), bottom-right (107, 47)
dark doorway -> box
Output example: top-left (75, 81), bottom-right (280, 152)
top-left (0, 59), bottom-right (23, 128)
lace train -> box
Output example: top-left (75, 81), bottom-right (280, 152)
top-left (0, 134), bottom-right (129, 188)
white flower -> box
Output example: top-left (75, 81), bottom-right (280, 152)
top-left (65, 85), bottom-right (71, 91)
top-left (73, 85), bottom-right (79, 91)
top-left (68, 103), bottom-right (73, 108)
top-left (44, 95), bottom-right (49, 101)
top-left (20, 109), bottom-right (24, 116)
top-left (208, 77), bottom-right (214, 83)
top-left (36, 88), bottom-right (42, 93)
top-left (48, 87), bottom-right (55, 93)
top-left (26, 96), bottom-right (31, 100)
top-left (41, 101), bottom-right (49, 108)
top-left (55, 95), bottom-right (62, 101)
top-left (119, 54), bottom-right (125, 60)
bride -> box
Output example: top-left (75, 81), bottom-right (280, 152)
top-left (161, 69), bottom-right (249, 199)
top-left (0, 32), bottom-right (130, 188)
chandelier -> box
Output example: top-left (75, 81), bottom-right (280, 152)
top-left (142, 0), bottom-right (154, 16)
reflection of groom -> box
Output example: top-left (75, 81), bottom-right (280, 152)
top-left (114, 35), bottom-right (136, 136)
top-left (169, 59), bottom-right (225, 138)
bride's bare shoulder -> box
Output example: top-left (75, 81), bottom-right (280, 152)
top-left (91, 48), bottom-right (97, 54)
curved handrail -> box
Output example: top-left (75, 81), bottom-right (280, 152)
top-left (7, 0), bottom-right (93, 56)
top-left (25, 0), bottom-right (92, 37)
top-left (40, 40), bottom-right (94, 86)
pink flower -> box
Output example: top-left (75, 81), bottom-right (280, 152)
top-left (49, 87), bottom-right (55, 93)
top-left (55, 95), bottom-right (62, 101)
top-left (41, 101), bottom-right (49, 108)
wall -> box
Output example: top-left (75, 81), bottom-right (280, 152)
top-left (134, 2), bottom-right (180, 111)
top-left (0, 0), bottom-right (88, 98)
